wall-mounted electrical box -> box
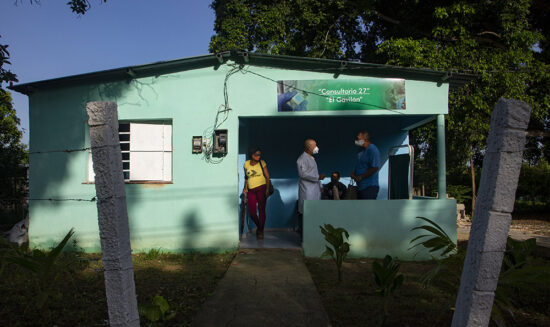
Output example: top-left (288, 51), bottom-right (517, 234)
top-left (192, 136), bottom-right (202, 153)
top-left (213, 129), bottom-right (228, 156)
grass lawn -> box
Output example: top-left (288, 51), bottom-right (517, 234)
top-left (305, 244), bottom-right (550, 327)
top-left (0, 248), bottom-right (235, 326)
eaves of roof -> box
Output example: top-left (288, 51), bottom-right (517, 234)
top-left (9, 50), bottom-right (476, 95)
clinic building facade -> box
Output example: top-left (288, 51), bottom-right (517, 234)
top-left (12, 52), bottom-right (469, 259)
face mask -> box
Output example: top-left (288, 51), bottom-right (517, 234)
top-left (355, 139), bottom-right (365, 147)
top-left (312, 146), bottom-right (319, 154)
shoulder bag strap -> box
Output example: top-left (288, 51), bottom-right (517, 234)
top-left (259, 160), bottom-right (266, 178)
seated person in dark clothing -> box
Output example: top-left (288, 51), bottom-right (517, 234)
top-left (322, 171), bottom-right (347, 200)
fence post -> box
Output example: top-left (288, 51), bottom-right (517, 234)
top-left (86, 101), bottom-right (140, 327)
top-left (451, 99), bottom-right (531, 327)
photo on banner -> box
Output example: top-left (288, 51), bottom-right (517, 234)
top-left (277, 78), bottom-right (406, 112)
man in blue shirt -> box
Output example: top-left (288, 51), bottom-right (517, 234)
top-left (351, 131), bottom-right (380, 199)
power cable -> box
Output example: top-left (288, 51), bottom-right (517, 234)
top-left (202, 65), bottom-right (241, 164)
top-left (28, 144), bottom-right (120, 155)
top-left (0, 196), bottom-right (97, 202)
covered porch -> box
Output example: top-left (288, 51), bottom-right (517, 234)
top-left (301, 114), bottom-right (452, 260)
top-left (239, 111), bottom-right (454, 260)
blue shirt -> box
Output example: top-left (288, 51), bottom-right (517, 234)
top-left (355, 144), bottom-right (380, 190)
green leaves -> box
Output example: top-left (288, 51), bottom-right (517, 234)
top-left (409, 216), bottom-right (457, 257)
top-left (209, 0), bottom-right (362, 59)
top-left (66, 0), bottom-right (107, 15)
top-left (0, 38), bottom-right (18, 87)
top-left (409, 218), bottom-right (550, 327)
top-left (372, 255), bottom-right (404, 298)
top-left (320, 224), bottom-right (350, 282)
top-left (2, 229), bottom-right (76, 314)
top-left (372, 255), bottom-right (404, 326)
top-left (138, 295), bottom-right (177, 326)
top-left (503, 237), bottom-right (536, 271)
top-left (7, 228), bottom-right (75, 276)
top-left (447, 184), bottom-right (472, 204)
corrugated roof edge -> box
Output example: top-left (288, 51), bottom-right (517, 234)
top-left (9, 51), bottom-right (476, 95)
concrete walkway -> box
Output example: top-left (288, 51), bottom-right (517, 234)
top-left (239, 230), bottom-right (302, 249)
top-left (192, 248), bottom-right (330, 327)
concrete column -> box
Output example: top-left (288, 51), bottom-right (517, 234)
top-left (87, 101), bottom-right (140, 327)
top-left (437, 114), bottom-right (446, 199)
top-left (451, 99), bottom-right (531, 327)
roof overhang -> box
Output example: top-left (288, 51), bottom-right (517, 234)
top-left (9, 50), bottom-right (476, 95)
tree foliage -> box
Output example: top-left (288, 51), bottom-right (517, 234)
top-left (375, 0), bottom-right (549, 201)
top-left (66, 0), bottom-right (107, 15)
top-left (0, 37), bottom-right (26, 178)
top-left (1, 37), bottom-right (27, 225)
top-left (210, 0), bottom-right (367, 59)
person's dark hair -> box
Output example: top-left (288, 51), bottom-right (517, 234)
top-left (331, 171), bottom-right (340, 178)
top-left (359, 131), bottom-right (370, 141)
top-left (248, 146), bottom-right (262, 159)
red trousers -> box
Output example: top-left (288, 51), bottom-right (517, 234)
top-left (247, 184), bottom-right (267, 233)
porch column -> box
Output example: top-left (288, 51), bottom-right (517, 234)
top-left (437, 114), bottom-right (446, 199)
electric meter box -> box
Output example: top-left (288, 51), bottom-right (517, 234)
top-left (213, 129), bottom-right (228, 156)
top-left (192, 136), bottom-right (202, 153)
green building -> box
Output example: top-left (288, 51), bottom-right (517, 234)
top-left (11, 52), bottom-right (470, 259)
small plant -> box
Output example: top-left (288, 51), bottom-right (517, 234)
top-left (503, 237), bottom-right (536, 270)
top-left (5, 228), bottom-right (75, 317)
top-left (138, 295), bottom-right (177, 326)
top-left (492, 237), bottom-right (546, 326)
top-left (409, 217), bottom-right (550, 327)
top-left (372, 255), bottom-right (404, 326)
top-left (145, 248), bottom-right (164, 260)
top-left (320, 224), bottom-right (350, 282)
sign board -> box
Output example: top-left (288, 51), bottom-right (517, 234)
top-left (277, 78), bottom-right (406, 112)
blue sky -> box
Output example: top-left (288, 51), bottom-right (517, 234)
top-left (1, 0), bottom-right (216, 144)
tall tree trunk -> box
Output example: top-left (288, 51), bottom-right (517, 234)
top-left (470, 147), bottom-right (476, 218)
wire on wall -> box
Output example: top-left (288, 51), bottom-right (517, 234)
top-left (202, 65), bottom-right (241, 164)
top-left (28, 144), bottom-right (120, 155)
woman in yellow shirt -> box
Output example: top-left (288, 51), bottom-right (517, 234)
top-left (242, 147), bottom-right (271, 239)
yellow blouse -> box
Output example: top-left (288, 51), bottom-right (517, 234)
top-left (244, 160), bottom-right (267, 189)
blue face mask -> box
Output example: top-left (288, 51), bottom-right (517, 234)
top-left (355, 140), bottom-right (365, 147)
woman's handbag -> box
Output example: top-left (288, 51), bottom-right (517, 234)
top-left (344, 179), bottom-right (358, 200)
top-left (259, 160), bottom-right (275, 196)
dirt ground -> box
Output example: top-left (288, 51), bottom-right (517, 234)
top-left (305, 250), bottom-right (550, 327)
top-left (457, 218), bottom-right (550, 242)
top-left (0, 251), bottom-right (236, 326)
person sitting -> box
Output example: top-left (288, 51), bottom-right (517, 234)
top-left (322, 171), bottom-right (347, 200)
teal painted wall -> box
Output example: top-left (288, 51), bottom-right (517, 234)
top-left (27, 62), bottom-right (449, 252)
top-left (302, 199), bottom-right (457, 260)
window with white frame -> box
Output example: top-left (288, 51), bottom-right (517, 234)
top-left (88, 121), bottom-right (172, 182)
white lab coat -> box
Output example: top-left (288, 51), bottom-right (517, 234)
top-left (297, 152), bottom-right (321, 213)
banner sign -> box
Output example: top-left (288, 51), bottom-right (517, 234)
top-left (277, 78), bottom-right (406, 112)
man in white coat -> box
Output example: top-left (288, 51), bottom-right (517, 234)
top-left (297, 139), bottom-right (325, 238)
